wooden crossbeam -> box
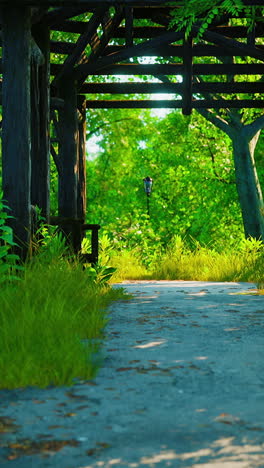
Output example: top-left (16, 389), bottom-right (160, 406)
top-left (114, 25), bottom-right (264, 39)
top-left (50, 41), bottom-right (264, 58)
top-left (81, 82), bottom-right (182, 93)
top-left (75, 30), bottom-right (183, 77)
top-left (196, 27), bottom-right (264, 62)
top-left (80, 81), bottom-right (264, 94)
top-left (51, 23), bottom-right (264, 39)
top-left (50, 62), bottom-right (264, 76)
top-left (85, 99), bottom-right (264, 109)
top-left (52, 6), bottom-right (108, 86)
top-left (77, 6), bottom-right (124, 85)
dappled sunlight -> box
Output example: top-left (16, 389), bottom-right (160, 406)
top-left (187, 291), bottom-right (208, 296)
top-left (81, 437), bottom-right (264, 467)
top-left (133, 340), bottom-right (167, 349)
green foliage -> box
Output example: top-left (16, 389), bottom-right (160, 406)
top-left (110, 235), bottom-right (264, 284)
top-left (0, 196), bottom-right (22, 285)
top-left (0, 253), bottom-right (127, 389)
top-left (169, 1), bottom-right (263, 39)
top-left (32, 224), bottom-right (69, 264)
top-left (85, 109), bottom-right (244, 256)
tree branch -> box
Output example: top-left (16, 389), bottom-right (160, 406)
top-left (194, 108), bottom-right (233, 138)
top-left (244, 113), bottom-right (264, 141)
top-left (87, 117), bottom-right (138, 138)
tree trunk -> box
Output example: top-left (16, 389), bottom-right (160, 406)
top-left (232, 130), bottom-right (264, 239)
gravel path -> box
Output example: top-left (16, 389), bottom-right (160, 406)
top-left (0, 280), bottom-right (264, 468)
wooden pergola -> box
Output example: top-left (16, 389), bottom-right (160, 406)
top-left (1, 0), bottom-right (264, 259)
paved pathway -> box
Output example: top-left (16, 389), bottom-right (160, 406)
top-left (0, 281), bottom-right (264, 467)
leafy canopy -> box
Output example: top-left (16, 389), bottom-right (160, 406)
top-left (169, 0), bottom-right (263, 38)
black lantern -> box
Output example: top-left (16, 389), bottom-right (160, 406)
top-left (143, 177), bottom-right (153, 216)
top-left (143, 176), bottom-right (153, 197)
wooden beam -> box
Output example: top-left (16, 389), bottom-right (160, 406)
top-left (196, 27), bottom-right (264, 62)
top-left (80, 82), bottom-right (182, 93)
top-left (2, 6), bottom-right (31, 259)
top-left (99, 43), bottom-right (264, 58)
top-left (52, 62), bottom-right (264, 77)
top-left (182, 36), bottom-right (193, 115)
top-left (51, 22), bottom-right (264, 39)
top-left (194, 81), bottom-right (264, 93)
top-left (58, 79), bottom-right (78, 219)
top-left (125, 6), bottom-right (133, 47)
top-left (77, 6), bottom-right (124, 85)
top-left (85, 99), bottom-right (264, 109)
top-left (52, 6), bottom-right (108, 86)
top-left (31, 23), bottom-right (51, 223)
top-left (77, 95), bottom-right (86, 221)
top-left (110, 25), bottom-right (264, 39)
top-left (75, 30), bottom-right (183, 77)
top-left (49, 40), bottom-right (264, 58)
top-left (80, 81), bottom-right (264, 94)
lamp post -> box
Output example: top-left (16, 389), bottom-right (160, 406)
top-left (143, 176), bottom-right (153, 216)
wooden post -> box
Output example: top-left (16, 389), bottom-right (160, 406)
top-left (57, 77), bottom-right (79, 251)
top-left (31, 23), bottom-right (51, 224)
top-left (58, 77), bottom-right (78, 219)
top-left (2, 7), bottom-right (31, 259)
top-left (77, 95), bottom-right (87, 222)
top-left (182, 36), bottom-right (193, 116)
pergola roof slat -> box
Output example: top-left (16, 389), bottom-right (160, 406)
top-left (80, 81), bottom-right (264, 94)
top-left (85, 99), bottom-right (264, 109)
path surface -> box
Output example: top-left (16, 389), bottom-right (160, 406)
top-left (0, 281), bottom-right (264, 467)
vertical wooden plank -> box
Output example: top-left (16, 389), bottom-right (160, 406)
top-left (182, 36), bottom-right (193, 116)
top-left (58, 77), bottom-right (78, 219)
top-left (31, 22), bottom-right (51, 223)
top-left (77, 95), bottom-right (87, 222)
top-left (2, 7), bottom-right (31, 259)
top-left (125, 7), bottom-right (133, 47)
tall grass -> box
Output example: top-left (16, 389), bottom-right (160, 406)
top-left (110, 235), bottom-right (264, 284)
top-left (0, 227), bottom-right (127, 390)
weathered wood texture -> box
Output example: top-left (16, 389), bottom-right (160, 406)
top-left (58, 78), bottom-right (79, 220)
top-left (77, 95), bottom-right (87, 221)
top-left (2, 7), bottom-right (31, 258)
top-left (31, 23), bottom-right (50, 223)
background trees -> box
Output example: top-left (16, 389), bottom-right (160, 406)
top-left (80, 107), bottom-right (254, 254)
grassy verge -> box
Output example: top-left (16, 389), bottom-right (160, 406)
top-left (110, 236), bottom-right (264, 285)
top-left (0, 256), bottom-right (127, 390)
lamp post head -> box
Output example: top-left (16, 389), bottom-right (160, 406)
top-left (143, 176), bottom-right (153, 196)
